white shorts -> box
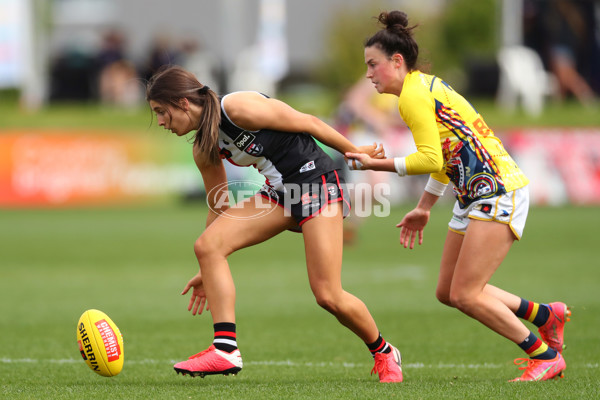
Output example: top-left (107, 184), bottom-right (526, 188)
top-left (448, 186), bottom-right (530, 240)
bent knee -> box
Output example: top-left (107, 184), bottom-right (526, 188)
top-left (435, 288), bottom-right (453, 307)
top-left (313, 290), bottom-right (342, 314)
top-left (448, 290), bottom-right (478, 313)
top-left (194, 234), bottom-right (226, 261)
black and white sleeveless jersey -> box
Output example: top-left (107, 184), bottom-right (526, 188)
top-left (218, 92), bottom-right (338, 191)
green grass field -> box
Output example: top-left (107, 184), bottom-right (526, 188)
top-left (1, 203), bottom-right (599, 399)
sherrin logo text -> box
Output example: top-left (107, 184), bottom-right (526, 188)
top-left (78, 322), bottom-right (100, 371)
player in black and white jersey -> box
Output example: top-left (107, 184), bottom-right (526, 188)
top-left (217, 90), bottom-right (350, 227)
top-left (146, 65), bottom-right (403, 382)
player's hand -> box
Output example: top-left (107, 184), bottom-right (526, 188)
top-left (344, 152), bottom-right (369, 170)
top-left (345, 143), bottom-right (385, 170)
top-left (359, 142), bottom-right (385, 159)
top-left (181, 272), bottom-right (209, 315)
top-left (396, 208), bottom-right (430, 249)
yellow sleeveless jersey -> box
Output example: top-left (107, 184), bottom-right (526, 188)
top-left (398, 71), bottom-right (529, 207)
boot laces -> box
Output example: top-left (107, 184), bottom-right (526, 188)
top-left (371, 354), bottom-right (390, 376)
top-left (188, 345), bottom-right (215, 360)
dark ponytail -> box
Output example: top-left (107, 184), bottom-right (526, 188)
top-left (365, 11), bottom-right (419, 70)
top-left (146, 65), bottom-right (221, 165)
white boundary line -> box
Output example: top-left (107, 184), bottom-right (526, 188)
top-left (1, 358), bottom-right (598, 370)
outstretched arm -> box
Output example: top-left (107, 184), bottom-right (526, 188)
top-left (223, 91), bottom-right (385, 158)
top-left (345, 93), bottom-right (442, 175)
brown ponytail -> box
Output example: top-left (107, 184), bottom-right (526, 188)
top-left (146, 65), bottom-right (221, 165)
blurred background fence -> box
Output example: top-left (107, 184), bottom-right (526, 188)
top-left (1, 0), bottom-right (599, 208)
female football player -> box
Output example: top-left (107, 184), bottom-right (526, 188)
top-left (146, 65), bottom-right (403, 382)
top-left (345, 10), bottom-right (569, 382)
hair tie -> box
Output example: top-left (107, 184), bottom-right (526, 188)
top-left (199, 85), bottom-right (210, 94)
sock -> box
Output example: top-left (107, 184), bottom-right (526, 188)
top-left (366, 333), bottom-right (391, 357)
top-left (518, 332), bottom-right (557, 360)
top-left (515, 298), bottom-right (550, 327)
top-left (213, 322), bottom-right (238, 353)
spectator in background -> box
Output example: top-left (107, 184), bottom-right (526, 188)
top-left (524, 0), bottom-right (598, 106)
top-left (49, 46), bottom-right (95, 101)
top-left (340, 78), bottom-right (406, 145)
top-left (179, 37), bottom-right (221, 94)
top-left (96, 29), bottom-right (141, 107)
top-left (142, 34), bottom-right (182, 82)
top-left (96, 29), bottom-right (126, 69)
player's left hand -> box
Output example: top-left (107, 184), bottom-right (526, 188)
top-left (396, 208), bottom-right (430, 249)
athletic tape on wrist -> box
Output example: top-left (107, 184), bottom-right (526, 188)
top-left (394, 157), bottom-right (407, 176)
top-left (347, 158), bottom-right (363, 170)
top-left (424, 176), bottom-right (448, 196)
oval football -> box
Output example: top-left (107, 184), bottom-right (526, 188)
top-left (76, 309), bottom-right (124, 377)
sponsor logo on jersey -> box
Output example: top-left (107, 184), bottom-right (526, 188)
top-left (299, 160), bottom-right (315, 173)
top-left (234, 131), bottom-right (256, 151)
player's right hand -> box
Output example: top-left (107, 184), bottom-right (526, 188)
top-left (182, 272), bottom-right (209, 315)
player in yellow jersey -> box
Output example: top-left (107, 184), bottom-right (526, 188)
top-left (346, 11), bottom-right (570, 382)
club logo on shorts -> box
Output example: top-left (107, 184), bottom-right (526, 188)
top-left (327, 184), bottom-right (337, 197)
top-left (301, 192), bottom-right (319, 205)
top-left (478, 204), bottom-right (492, 214)
top-left (299, 161), bottom-right (315, 173)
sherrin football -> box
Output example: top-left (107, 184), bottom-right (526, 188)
top-left (76, 309), bottom-right (124, 377)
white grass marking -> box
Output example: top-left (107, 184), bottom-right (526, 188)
top-left (1, 358), bottom-right (598, 369)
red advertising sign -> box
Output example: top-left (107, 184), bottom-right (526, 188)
top-left (0, 129), bottom-right (197, 207)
